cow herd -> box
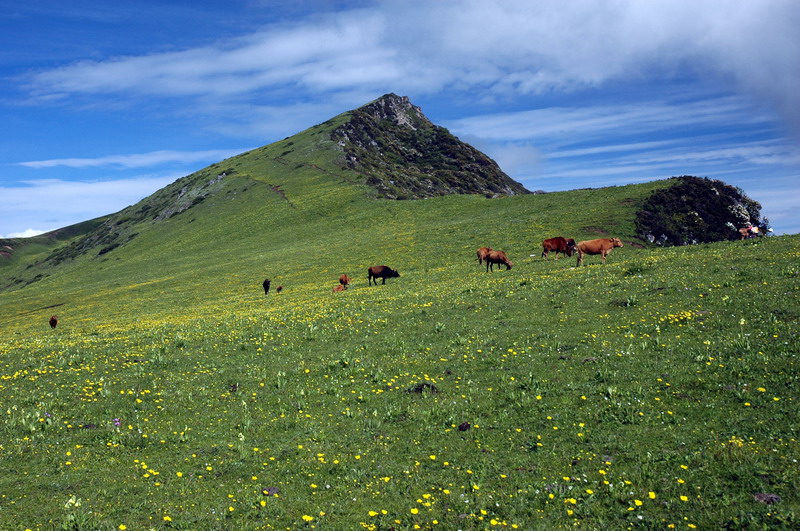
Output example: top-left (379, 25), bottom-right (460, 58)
top-left (259, 236), bottom-right (623, 299)
top-left (48, 235), bottom-right (625, 327)
top-left (263, 266), bottom-right (401, 297)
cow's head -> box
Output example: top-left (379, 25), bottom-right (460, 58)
top-left (389, 268), bottom-right (400, 278)
top-left (611, 238), bottom-right (624, 248)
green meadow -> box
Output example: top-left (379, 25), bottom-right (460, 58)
top-left (1, 119), bottom-right (799, 529)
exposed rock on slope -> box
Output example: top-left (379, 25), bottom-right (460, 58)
top-left (331, 94), bottom-right (529, 199)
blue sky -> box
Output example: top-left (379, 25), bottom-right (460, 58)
top-left (2, 0), bottom-right (799, 237)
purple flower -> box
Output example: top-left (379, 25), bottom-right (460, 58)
top-left (113, 418), bottom-right (121, 426)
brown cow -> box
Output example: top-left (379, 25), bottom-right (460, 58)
top-left (368, 265), bottom-right (400, 285)
top-left (49, 315), bottom-right (58, 329)
top-left (485, 250), bottom-right (513, 271)
top-left (541, 237), bottom-right (576, 260)
top-left (332, 284), bottom-right (345, 293)
top-left (576, 237), bottom-right (624, 266)
top-left (276, 285), bottom-right (283, 293)
top-left (476, 247), bottom-right (493, 265)
top-left (739, 226), bottom-right (760, 240)
top-left (339, 274), bottom-right (351, 289)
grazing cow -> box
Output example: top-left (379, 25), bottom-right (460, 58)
top-left (368, 265), bottom-right (400, 285)
top-left (739, 226), bottom-right (760, 240)
top-left (541, 237), bottom-right (576, 260)
top-left (49, 315), bottom-right (58, 329)
top-left (339, 274), bottom-right (351, 289)
top-left (576, 237), bottom-right (624, 266)
top-left (476, 247), bottom-right (493, 265)
top-left (263, 278), bottom-right (271, 295)
top-left (485, 250), bottom-right (513, 271)
top-left (276, 285), bottom-right (283, 293)
top-left (332, 284), bottom-right (345, 293)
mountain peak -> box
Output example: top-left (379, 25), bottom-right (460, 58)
top-left (358, 93), bottom-right (431, 130)
top-left (332, 94), bottom-right (529, 199)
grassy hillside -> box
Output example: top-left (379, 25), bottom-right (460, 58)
top-left (1, 172), bottom-right (798, 529)
top-left (0, 177), bottom-right (661, 330)
top-left (1, 96), bottom-right (798, 528)
top-left (0, 216), bottom-right (107, 290)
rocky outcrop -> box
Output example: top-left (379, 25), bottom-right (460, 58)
top-left (331, 94), bottom-right (529, 199)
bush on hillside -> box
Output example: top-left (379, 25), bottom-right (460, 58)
top-left (635, 176), bottom-right (768, 245)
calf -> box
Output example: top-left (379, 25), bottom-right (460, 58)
top-left (339, 274), bottom-right (351, 289)
top-left (368, 265), bottom-right (400, 285)
top-left (332, 284), bottom-right (345, 293)
top-left (541, 237), bottom-right (576, 260)
top-left (485, 250), bottom-right (513, 272)
top-left (49, 315), bottom-right (58, 329)
top-left (576, 237), bottom-right (623, 266)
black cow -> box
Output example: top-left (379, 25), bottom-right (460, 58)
top-left (368, 265), bottom-right (400, 285)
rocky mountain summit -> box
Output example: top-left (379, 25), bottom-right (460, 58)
top-left (331, 93), bottom-right (529, 199)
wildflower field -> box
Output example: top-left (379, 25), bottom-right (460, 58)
top-left (1, 137), bottom-right (798, 529)
top-left (3, 227), bottom-right (798, 529)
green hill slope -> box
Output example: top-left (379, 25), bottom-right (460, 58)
top-left (0, 216), bottom-right (108, 289)
top-left (1, 95), bottom-right (797, 529)
top-left (0, 92), bottom-right (659, 313)
top-left (0, 176), bottom-right (666, 329)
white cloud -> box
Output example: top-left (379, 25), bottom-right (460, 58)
top-left (444, 97), bottom-right (770, 143)
top-left (18, 148), bottom-right (248, 169)
top-left (0, 175), bottom-right (177, 236)
top-left (625, 142), bottom-right (800, 168)
top-left (1, 228), bottom-right (46, 239)
top-left (21, 1), bottom-right (799, 132)
top-left (459, 134), bottom-right (542, 177)
top-left (550, 141), bottom-right (680, 159)
top-left (443, 97), bottom-right (796, 186)
top-left (201, 100), bottom-right (357, 140)
top-left (746, 184), bottom-right (800, 235)
top-left (24, 10), bottom-right (400, 100)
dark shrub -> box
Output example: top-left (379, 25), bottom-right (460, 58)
top-left (635, 176), bottom-right (766, 246)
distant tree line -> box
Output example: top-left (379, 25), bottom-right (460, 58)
top-left (635, 176), bottom-right (769, 246)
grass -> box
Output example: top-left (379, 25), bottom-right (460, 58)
top-left (0, 124), bottom-right (798, 528)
